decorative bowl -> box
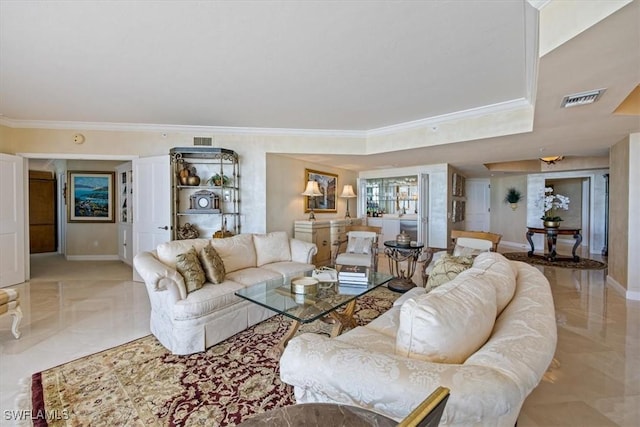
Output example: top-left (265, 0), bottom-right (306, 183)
top-left (291, 277), bottom-right (319, 295)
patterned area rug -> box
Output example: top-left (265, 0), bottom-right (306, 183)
top-left (31, 287), bottom-right (399, 426)
top-left (502, 252), bottom-right (607, 270)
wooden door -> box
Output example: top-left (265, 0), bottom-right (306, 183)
top-left (29, 170), bottom-right (57, 253)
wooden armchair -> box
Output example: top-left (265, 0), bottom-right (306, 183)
top-left (332, 225), bottom-right (382, 272)
top-left (421, 230), bottom-right (502, 286)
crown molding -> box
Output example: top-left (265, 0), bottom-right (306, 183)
top-left (0, 117), bottom-right (366, 139)
top-left (366, 98), bottom-right (532, 137)
top-left (1, 97), bottom-right (532, 141)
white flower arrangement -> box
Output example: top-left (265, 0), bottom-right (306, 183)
top-left (539, 187), bottom-right (570, 221)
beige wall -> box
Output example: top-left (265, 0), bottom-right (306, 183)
top-left (266, 154), bottom-right (358, 236)
top-left (546, 178), bottom-right (583, 229)
top-left (609, 137), bottom-right (629, 290)
top-left (490, 175), bottom-right (528, 246)
top-left (0, 125), bottom-right (366, 235)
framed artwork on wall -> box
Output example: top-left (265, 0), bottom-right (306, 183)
top-left (452, 173), bottom-right (465, 197)
top-left (304, 169), bottom-right (338, 213)
top-left (452, 200), bottom-right (466, 223)
top-left (68, 171), bottom-right (115, 223)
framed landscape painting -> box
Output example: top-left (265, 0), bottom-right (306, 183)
top-left (68, 171), bottom-right (115, 223)
top-left (305, 169), bottom-right (337, 213)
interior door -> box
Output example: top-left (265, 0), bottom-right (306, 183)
top-left (465, 179), bottom-right (490, 231)
top-left (132, 155), bottom-right (171, 281)
top-left (29, 170), bottom-right (57, 253)
top-left (0, 153), bottom-right (26, 287)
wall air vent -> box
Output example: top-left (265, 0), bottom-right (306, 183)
top-left (561, 89), bottom-right (606, 108)
top-left (193, 137), bottom-right (213, 146)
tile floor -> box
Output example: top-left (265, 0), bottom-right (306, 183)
top-left (0, 251), bottom-right (638, 426)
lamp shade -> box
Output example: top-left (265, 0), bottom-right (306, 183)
top-left (340, 184), bottom-right (357, 198)
top-left (302, 181), bottom-right (323, 196)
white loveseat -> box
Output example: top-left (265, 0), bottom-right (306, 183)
top-left (134, 232), bottom-right (317, 355)
top-left (280, 252), bottom-right (557, 426)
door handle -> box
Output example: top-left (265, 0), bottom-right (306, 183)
top-left (158, 226), bottom-right (169, 230)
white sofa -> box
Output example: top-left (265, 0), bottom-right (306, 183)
top-left (134, 232), bottom-right (317, 355)
top-left (280, 252), bottom-right (557, 426)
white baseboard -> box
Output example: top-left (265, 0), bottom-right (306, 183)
top-left (65, 255), bottom-right (120, 261)
top-left (606, 275), bottom-right (640, 301)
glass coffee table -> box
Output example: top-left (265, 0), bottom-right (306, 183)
top-left (235, 271), bottom-right (393, 357)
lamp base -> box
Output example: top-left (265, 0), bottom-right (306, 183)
top-left (308, 209), bottom-right (316, 221)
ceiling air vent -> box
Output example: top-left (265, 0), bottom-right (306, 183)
top-left (193, 137), bottom-right (213, 146)
top-left (561, 89), bottom-right (606, 108)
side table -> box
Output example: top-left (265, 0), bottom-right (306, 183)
top-left (383, 240), bottom-right (424, 293)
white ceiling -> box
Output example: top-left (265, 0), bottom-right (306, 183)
top-left (1, 0), bottom-right (639, 176)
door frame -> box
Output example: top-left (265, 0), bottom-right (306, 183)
top-left (18, 153), bottom-right (138, 279)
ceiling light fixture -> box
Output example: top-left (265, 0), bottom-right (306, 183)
top-left (539, 156), bottom-right (564, 165)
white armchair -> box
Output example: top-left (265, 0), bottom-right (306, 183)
top-left (332, 226), bottom-right (382, 272)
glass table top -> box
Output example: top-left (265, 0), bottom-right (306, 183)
top-left (235, 271), bottom-right (394, 324)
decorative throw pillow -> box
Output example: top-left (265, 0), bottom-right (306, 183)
top-left (425, 254), bottom-right (473, 292)
top-left (252, 231), bottom-right (292, 266)
top-left (199, 243), bottom-right (226, 284)
top-left (396, 275), bottom-right (497, 364)
top-left (175, 247), bottom-right (205, 293)
top-left (347, 236), bottom-right (372, 254)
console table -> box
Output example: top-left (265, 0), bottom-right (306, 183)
top-left (526, 227), bottom-right (582, 262)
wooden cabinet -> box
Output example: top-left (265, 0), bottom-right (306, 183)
top-left (170, 147), bottom-right (240, 240)
top-left (115, 162), bottom-right (133, 265)
top-left (294, 218), bottom-right (362, 266)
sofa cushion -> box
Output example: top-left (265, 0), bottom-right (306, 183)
top-left (471, 252), bottom-right (517, 314)
top-left (253, 231), bottom-right (292, 266)
top-left (425, 254), bottom-right (473, 291)
top-left (211, 234), bottom-right (257, 273)
top-left (175, 247), bottom-right (206, 293)
top-left (226, 267), bottom-right (282, 287)
top-left (396, 273), bottom-right (497, 364)
top-left (261, 261), bottom-right (315, 279)
top-left (157, 238), bottom-right (211, 268)
top-left (199, 243), bottom-right (226, 284)
top-left (173, 280), bottom-right (246, 321)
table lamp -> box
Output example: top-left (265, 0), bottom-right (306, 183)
top-left (302, 181), bottom-right (323, 220)
top-left (340, 185), bottom-right (357, 219)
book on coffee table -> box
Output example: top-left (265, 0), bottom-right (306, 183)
top-left (338, 265), bottom-right (369, 278)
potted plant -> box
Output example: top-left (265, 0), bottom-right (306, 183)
top-left (504, 187), bottom-right (522, 210)
top-left (208, 173), bottom-right (230, 187)
top-left (539, 187), bottom-right (570, 228)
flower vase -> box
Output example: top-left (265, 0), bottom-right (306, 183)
top-left (543, 220), bottom-right (561, 228)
